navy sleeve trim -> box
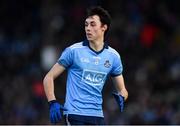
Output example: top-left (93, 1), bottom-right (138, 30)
top-left (110, 73), bottom-right (122, 77)
top-left (57, 59), bottom-right (68, 68)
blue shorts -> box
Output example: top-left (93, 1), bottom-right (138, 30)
top-left (64, 114), bottom-right (105, 125)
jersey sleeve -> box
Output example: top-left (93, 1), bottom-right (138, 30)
top-left (57, 47), bottom-right (73, 68)
top-left (110, 54), bottom-right (123, 77)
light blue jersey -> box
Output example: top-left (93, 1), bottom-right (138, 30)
top-left (58, 40), bottom-right (123, 117)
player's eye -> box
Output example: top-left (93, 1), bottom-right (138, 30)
top-left (91, 22), bottom-right (96, 27)
top-left (85, 22), bottom-right (89, 27)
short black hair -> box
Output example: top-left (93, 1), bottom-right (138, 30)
top-left (86, 6), bottom-right (111, 36)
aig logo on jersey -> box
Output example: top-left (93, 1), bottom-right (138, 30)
top-left (82, 69), bottom-right (107, 85)
top-left (104, 60), bottom-right (111, 68)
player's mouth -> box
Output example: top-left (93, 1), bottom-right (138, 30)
top-left (86, 33), bottom-right (92, 37)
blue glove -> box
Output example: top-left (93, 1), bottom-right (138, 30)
top-left (49, 100), bottom-right (67, 124)
top-left (112, 92), bottom-right (124, 112)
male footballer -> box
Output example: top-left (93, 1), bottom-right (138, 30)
top-left (43, 6), bottom-right (128, 125)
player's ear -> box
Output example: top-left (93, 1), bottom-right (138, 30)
top-left (102, 24), bottom-right (107, 32)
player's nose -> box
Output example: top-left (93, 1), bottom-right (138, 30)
top-left (85, 24), bottom-right (91, 31)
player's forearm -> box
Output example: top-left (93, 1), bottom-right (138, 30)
top-left (112, 75), bottom-right (128, 100)
top-left (43, 74), bottom-right (56, 101)
top-left (116, 83), bottom-right (128, 101)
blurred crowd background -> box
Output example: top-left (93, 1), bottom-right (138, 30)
top-left (0, 0), bottom-right (179, 124)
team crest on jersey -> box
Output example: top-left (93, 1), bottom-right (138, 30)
top-left (104, 60), bottom-right (111, 68)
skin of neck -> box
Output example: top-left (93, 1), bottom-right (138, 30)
top-left (89, 36), bottom-right (104, 52)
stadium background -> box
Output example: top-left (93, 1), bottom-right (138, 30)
top-left (0, 0), bottom-right (179, 124)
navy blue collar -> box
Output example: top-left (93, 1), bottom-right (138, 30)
top-left (82, 39), bottom-right (108, 54)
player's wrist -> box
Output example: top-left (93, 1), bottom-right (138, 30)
top-left (113, 92), bottom-right (123, 97)
top-left (117, 92), bottom-right (126, 101)
top-left (48, 100), bottom-right (59, 106)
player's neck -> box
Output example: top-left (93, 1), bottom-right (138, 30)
top-left (89, 38), bottom-right (104, 52)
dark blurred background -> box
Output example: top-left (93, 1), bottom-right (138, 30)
top-left (0, 0), bottom-right (179, 124)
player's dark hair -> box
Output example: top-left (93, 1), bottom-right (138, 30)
top-left (86, 6), bottom-right (111, 37)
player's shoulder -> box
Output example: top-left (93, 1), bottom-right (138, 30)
top-left (107, 46), bottom-right (120, 58)
top-left (68, 41), bottom-right (85, 50)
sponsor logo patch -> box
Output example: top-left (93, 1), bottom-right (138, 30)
top-left (82, 69), bottom-right (107, 85)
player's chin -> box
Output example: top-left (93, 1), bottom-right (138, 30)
top-left (86, 37), bottom-right (93, 41)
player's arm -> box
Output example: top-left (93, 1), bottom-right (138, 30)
top-left (112, 74), bottom-right (128, 101)
top-left (43, 63), bottom-right (65, 102)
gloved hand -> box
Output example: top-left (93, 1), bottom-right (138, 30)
top-left (112, 92), bottom-right (124, 112)
top-left (49, 100), bottom-right (67, 124)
